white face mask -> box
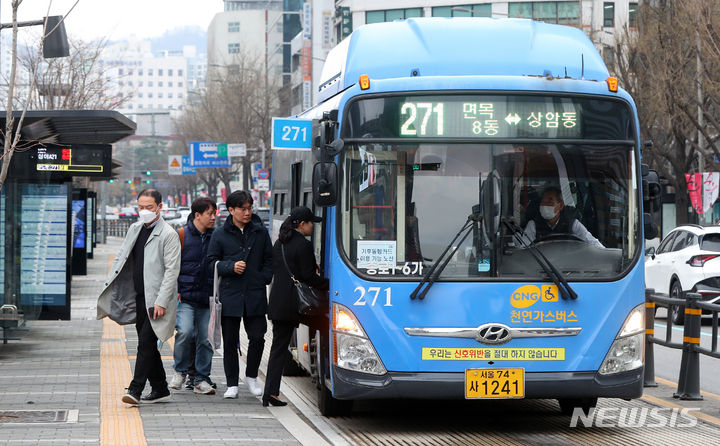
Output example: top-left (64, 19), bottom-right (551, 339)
top-left (138, 209), bottom-right (157, 224)
top-left (539, 205), bottom-right (557, 220)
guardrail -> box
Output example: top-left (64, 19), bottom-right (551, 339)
top-left (104, 219), bottom-right (133, 237)
top-left (645, 288), bottom-right (720, 400)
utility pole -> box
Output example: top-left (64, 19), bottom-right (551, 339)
top-left (697, 27), bottom-right (707, 223)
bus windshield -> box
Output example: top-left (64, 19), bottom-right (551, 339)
top-left (339, 94), bottom-right (640, 281)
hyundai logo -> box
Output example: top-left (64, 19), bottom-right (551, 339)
top-left (475, 323), bottom-right (512, 345)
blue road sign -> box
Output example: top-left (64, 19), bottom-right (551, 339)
top-left (189, 141), bottom-right (231, 168)
top-left (258, 168), bottom-right (270, 180)
top-left (181, 156), bottom-right (196, 175)
top-left (271, 118), bottom-right (313, 150)
top-left (251, 162), bottom-right (262, 182)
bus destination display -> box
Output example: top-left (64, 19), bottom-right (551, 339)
top-left (397, 96), bottom-right (581, 138)
top-left (343, 95), bottom-right (633, 141)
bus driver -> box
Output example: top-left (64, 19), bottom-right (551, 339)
top-left (522, 186), bottom-right (603, 248)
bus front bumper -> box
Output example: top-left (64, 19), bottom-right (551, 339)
top-left (331, 365), bottom-right (644, 400)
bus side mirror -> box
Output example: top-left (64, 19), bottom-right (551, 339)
top-left (642, 167), bottom-right (662, 213)
top-left (313, 162), bottom-right (338, 207)
top-left (644, 213), bottom-right (658, 240)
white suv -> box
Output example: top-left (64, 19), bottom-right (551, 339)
top-left (645, 224), bottom-right (720, 324)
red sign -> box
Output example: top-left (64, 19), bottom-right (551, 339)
top-left (686, 173), bottom-right (703, 214)
top-left (302, 40), bottom-right (312, 80)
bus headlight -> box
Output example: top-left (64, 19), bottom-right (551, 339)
top-left (598, 305), bottom-right (645, 375)
top-left (333, 303), bottom-right (387, 375)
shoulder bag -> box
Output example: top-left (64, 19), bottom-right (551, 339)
top-left (281, 244), bottom-right (327, 316)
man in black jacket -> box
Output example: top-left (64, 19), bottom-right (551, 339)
top-left (206, 190), bottom-right (273, 398)
top-left (169, 197), bottom-right (217, 394)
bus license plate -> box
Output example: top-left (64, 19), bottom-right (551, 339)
top-left (465, 368), bottom-right (525, 399)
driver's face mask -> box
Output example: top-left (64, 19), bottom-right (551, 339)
top-left (539, 205), bottom-right (558, 220)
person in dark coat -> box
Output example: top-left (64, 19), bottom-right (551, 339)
top-left (206, 190), bottom-right (273, 399)
top-left (262, 206), bottom-right (327, 407)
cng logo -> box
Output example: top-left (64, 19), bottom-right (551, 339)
top-left (510, 285), bottom-right (541, 309)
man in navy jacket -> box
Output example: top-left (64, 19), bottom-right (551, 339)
top-left (169, 197), bottom-right (217, 394)
top-left (206, 190), bottom-right (273, 398)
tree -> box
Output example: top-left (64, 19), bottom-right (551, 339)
top-left (610, 0), bottom-right (720, 224)
top-left (0, 1), bottom-right (42, 194)
top-left (16, 36), bottom-right (128, 110)
top-left (174, 50), bottom-right (281, 199)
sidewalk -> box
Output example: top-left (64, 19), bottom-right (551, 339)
top-left (0, 237), bottom-right (329, 446)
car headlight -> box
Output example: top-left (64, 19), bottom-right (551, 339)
top-left (598, 304), bottom-right (645, 375)
top-left (333, 303), bottom-right (387, 375)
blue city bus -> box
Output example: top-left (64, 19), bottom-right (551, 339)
top-left (271, 18), bottom-right (656, 416)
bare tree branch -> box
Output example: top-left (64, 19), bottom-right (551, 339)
top-left (173, 51), bottom-right (281, 198)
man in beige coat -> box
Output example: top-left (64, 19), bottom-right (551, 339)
top-left (97, 189), bottom-right (181, 405)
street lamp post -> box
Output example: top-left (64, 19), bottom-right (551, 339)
top-left (265, 10), bottom-right (302, 89)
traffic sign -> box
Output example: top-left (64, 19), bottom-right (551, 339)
top-left (181, 156), bottom-right (196, 175)
top-left (258, 168), bottom-right (269, 180)
top-left (228, 143), bottom-right (246, 157)
top-left (168, 155), bottom-right (182, 175)
top-left (271, 118), bottom-right (313, 151)
top-left (189, 141), bottom-right (231, 168)
top-left (251, 162), bottom-right (262, 182)
top-left (257, 179), bottom-right (270, 190)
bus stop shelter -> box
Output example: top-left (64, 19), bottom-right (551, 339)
top-left (1, 110), bottom-right (135, 337)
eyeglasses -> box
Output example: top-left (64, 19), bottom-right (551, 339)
top-left (236, 206), bottom-right (253, 214)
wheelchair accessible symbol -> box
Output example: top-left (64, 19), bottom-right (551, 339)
top-left (541, 285), bottom-right (559, 302)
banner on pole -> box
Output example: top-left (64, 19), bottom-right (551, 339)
top-left (686, 173), bottom-right (703, 214)
top-left (703, 172), bottom-right (719, 214)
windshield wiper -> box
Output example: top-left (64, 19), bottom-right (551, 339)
top-left (410, 214), bottom-right (482, 300)
top-left (501, 217), bottom-right (578, 300)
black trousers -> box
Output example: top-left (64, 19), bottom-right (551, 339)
top-left (221, 315), bottom-right (267, 387)
top-left (129, 295), bottom-right (167, 393)
top-left (263, 320), bottom-right (296, 398)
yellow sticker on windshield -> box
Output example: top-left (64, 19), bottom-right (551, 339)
top-left (422, 347), bottom-right (564, 361)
